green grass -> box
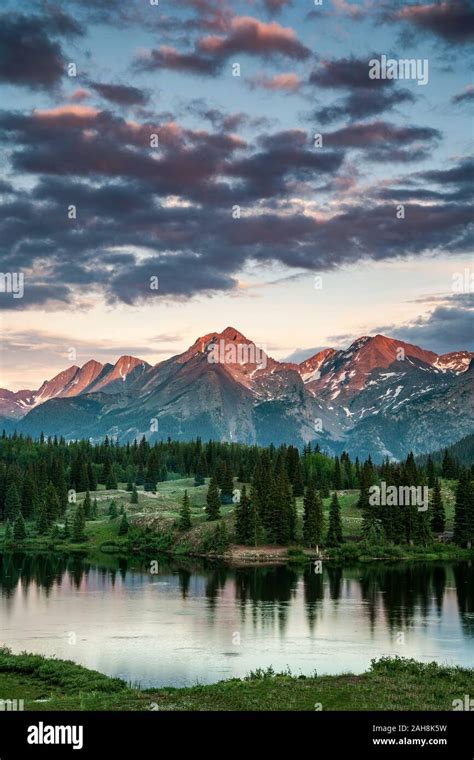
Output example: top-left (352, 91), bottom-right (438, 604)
top-left (0, 478), bottom-right (466, 562)
top-left (0, 648), bottom-right (472, 711)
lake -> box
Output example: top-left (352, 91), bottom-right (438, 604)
top-left (0, 554), bottom-right (472, 688)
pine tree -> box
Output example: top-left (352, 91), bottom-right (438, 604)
top-left (21, 472), bottom-right (36, 518)
top-left (109, 500), bottom-right (118, 519)
top-left (430, 479), bottom-right (445, 533)
top-left (130, 484), bottom-right (138, 504)
top-left (3, 520), bottom-right (13, 546)
top-left (83, 491), bottom-right (92, 519)
top-left (36, 500), bottom-right (49, 535)
top-left (178, 490), bottom-right (192, 531)
top-left (118, 512), bottom-right (130, 535)
top-left (90, 498), bottom-right (98, 520)
top-left (333, 457), bottom-right (342, 490)
top-left (235, 485), bottom-right (251, 544)
top-left (126, 480), bottom-right (133, 492)
top-left (44, 481), bottom-right (61, 523)
top-left (13, 512), bottom-right (27, 541)
top-left (292, 460), bottom-right (304, 497)
top-left (454, 472), bottom-right (470, 547)
top-left (205, 477), bottom-right (221, 521)
top-left (4, 483), bottom-right (21, 521)
top-left (427, 455), bottom-right (436, 489)
top-left (63, 516), bottom-right (70, 539)
top-left (326, 492), bottom-right (343, 546)
top-left (220, 463), bottom-right (234, 505)
top-left (415, 507), bottom-right (432, 546)
top-left (72, 503), bottom-right (86, 542)
top-left (303, 481), bottom-right (324, 547)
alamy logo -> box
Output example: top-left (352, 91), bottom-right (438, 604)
top-left (0, 698), bottom-right (24, 711)
top-left (27, 722), bottom-right (83, 750)
top-left (452, 695), bottom-right (474, 711)
top-left (369, 482), bottom-right (428, 512)
top-left (0, 272), bottom-right (24, 298)
top-left (207, 339), bottom-right (267, 369)
top-left (369, 55), bottom-right (429, 86)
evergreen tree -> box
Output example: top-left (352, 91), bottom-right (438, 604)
top-left (4, 483), bottom-right (21, 521)
top-left (63, 516), bottom-right (70, 539)
top-left (454, 472), bottom-right (470, 547)
top-left (90, 498), bottom-right (98, 520)
top-left (235, 485), bottom-right (251, 544)
top-left (333, 457), bottom-right (342, 490)
top-left (178, 490), bottom-right (192, 531)
top-left (36, 500), bottom-right (49, 535)
top-left (13, 512), bottom-right (27, 541)
top-left (220, 463), bottom-right (234, 505)
top-left (126, 480), bottom-right (133, 492)
top-left (44, 481), bottom-right (61, 523)
top-left (442, 449), bottom-right (457, 479)
top-left (427, 455), bottom-right (436, 489)
top-left (3, 519), bottom-right (13, 546)
top-left (109, 500), bottom-right (118, 519)
top-left (21, 472), bottom-right (36, 518)
top-left (83, 490), bottom-right (92, 519)
top-left (292, 459), bottom-right (305, 497)
top-left (130, 484), bottom-right (138, 504)
top-left (430, 479), bottom-right (445, 533)
top-left (205, 477), bottom-right (221, 521)
top-left (303, 481), bottom-right (324, 547)
top-left (326, 492), bottom-right (343, 547)
top-left (118, 512), bottom-right (130, 535)
top-left (72, 503), bottom-right (86, 542)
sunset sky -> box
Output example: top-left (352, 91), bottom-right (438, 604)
top-left (0, 0), bottom-right (472, 390)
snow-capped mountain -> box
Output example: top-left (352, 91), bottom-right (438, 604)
top-left (0, 356), bottom-right (150, 419)
top-left (2, 328), bottom-right (473, 461)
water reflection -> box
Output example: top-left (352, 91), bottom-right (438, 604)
top-left (0, 553), bottom-right (472, 687)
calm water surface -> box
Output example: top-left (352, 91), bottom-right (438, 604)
top-left (0, 554), bottom-right (473, 687)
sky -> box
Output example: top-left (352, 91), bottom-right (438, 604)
top-left (0, 0), bottom-right (472, 390)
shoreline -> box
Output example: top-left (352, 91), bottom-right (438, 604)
top-left (0, 648), bottom-right (472, 712)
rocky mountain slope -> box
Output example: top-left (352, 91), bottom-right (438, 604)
top-left (2, 327), bottom-right (472, 461)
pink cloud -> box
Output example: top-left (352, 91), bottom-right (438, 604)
top-left (248, 72), bottom-right (301, 91)
top-left (199, 16), bottom-right (309, 60)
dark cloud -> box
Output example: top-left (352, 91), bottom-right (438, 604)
top-left (374, 294), bottom-right (474, 354)
top-left (88, 81), bottom-right (150, 106)
top-left (309, 56), bottom-right (391, 89)
top-left (315, 87), bottom-right (415, 124)
top-left (1, 169), bottom-right (471, 311)
top-left (325, 120), bottom-right (441, 162)
top-left (263, 0), bottom-right (293, 13)
top-left (375, 158), bottom-right (474, 203)
top-left (0, 12), bottom-right (82, 90)
top-left (452, 86), bottom-right (474, 104)
top-left (382, 1), bottom-right (474, 44)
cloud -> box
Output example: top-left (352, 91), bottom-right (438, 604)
top-left (135, 16), bottom-right (309, 75)
top-left (325, 120), bottom-right (441, 162)
top-left (0, 12), bottom-right (82, 90)
top-left (246, 72), bottom-right (302, 92)
top-left (262, 0), bottom-right (293, 13)
top-left (309, 56), bottom-right (391, 89)
top-left (383, 1), bottom-right (474, 44)
top-left (452, 85), bottom-right (474, 104)
top-left (88, 81), bottom-right (150, 106)
top-left (374, 294), bottom-right (474, 353)
top-left (315, 86), bottom-right (415, 123)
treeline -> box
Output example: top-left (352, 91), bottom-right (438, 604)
top-left (0, 432), bottom-right (473, 549)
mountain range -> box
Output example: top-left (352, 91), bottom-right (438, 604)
top-left (1, 327), bottom-right (473, 461)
